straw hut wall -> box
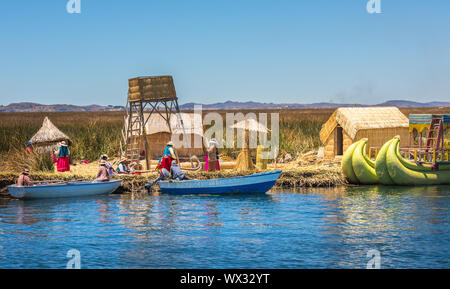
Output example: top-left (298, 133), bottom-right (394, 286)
top-left (126, 113), bottom-right (205, 159)
top-left (28, 117), bottom-right (72, 154)
top-left (319, 107), bottom-right (409, 158)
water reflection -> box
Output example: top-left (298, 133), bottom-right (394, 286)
top-left (0, 185), bottom-right (448, 268)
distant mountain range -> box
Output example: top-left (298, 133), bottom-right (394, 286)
top-left (180, 100), bottom-right (450, 110)
top-left (0, 100), bottom-right (449, 112)
top-left (0, 102), bottom-right (124, 112)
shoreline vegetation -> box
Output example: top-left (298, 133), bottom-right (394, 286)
top-left (1, 107), bottom-right (448, 196)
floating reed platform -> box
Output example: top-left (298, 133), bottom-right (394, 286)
top-left (0, 164), bottom-right (346, 198)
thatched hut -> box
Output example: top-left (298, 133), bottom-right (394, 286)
top-left (28, 117), bottom-right (72, 154)
top-left (319, 107), bottom-right (409, 158)
top-left (126, 113), bottom-right (205, 159)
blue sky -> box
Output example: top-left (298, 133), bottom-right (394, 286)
top-left (0, 0), bottom-right (449, 106)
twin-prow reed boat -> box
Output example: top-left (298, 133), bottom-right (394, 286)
top-left (158, 170), bottom-right (282, 195)
top-left (8, 179), bottom-right (122, 200)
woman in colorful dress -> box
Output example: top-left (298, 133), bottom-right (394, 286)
top-left (205, 138), bottom-right (220, 172)
top-left (117, 157), bottom-right (130, 174)
top-left (161, 141), bottom-right (177, 172)
top-left (25, 142), bottom-right (32, 154)
top-left (56, 141), bottom-right (70, 172)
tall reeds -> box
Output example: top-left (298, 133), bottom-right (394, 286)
top-left (0, 108), bottom-right (448, 173)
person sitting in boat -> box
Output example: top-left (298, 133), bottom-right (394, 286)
top-left (100, 154), bottom-right (115, 175)
top-left (145, 167), bottom-right (170, 190)
top-left (205, 138), bottom-right (220, 172)
top-left (17, 169), bottom-right (32, 187)
top-left (95, 160), bottom-right (110, 182)
top-left (56, 141), bottom-right (70, 172)
top-left (117, 157), bottom-right (130, 174)
top-left (170, 160), bottom-right (189, 181)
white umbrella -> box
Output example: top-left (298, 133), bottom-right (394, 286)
top-left (230, 118), bottom-right (270, 133)
top-left (230, 119), bottom-right (270, 172)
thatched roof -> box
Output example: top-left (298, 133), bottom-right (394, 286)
top-left (29, 117), bottom-right (71, 145)
top-left (230, 118), bottom-right (270, 133)
top-left (126, 113), bottom-right (203, 136)
top-left (320, 107), bottom-right (409, 142)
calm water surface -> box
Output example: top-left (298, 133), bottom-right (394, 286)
top-left (0, 185), bottom-right (449, 268)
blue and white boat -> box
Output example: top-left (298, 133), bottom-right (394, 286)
top-left (8, 179), bottom-right (122, 200)
top-left (158, 170), bottom-right (282, 195)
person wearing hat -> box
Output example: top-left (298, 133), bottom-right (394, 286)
top-left (159, 141), bottom-right (177, 173)
top-left (205, 138), bottom-right (220, 172)
top-left (17, 169), bottom-right (32, 187)
top-left (95, 160), bottom-right (110, 182)
top-left (163, 141), bottom-right (177, 159)
top-left (117, 157), bottom-right (130, 174)
top-left (100, 154), bottom-right (115, 175)
top-left (56, 140), bottom-right (70, 172)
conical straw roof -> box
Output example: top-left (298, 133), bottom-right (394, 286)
top-left (29, 117), bottom-right (71, 145)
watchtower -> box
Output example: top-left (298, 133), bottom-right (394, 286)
top-left (120, 75), bottom-right (185, 169)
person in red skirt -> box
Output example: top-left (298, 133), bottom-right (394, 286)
top-left (56, 141), bottom-right (70, 172)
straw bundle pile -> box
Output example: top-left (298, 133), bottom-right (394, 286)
top-left (234, 147), bottom-right (255, 172)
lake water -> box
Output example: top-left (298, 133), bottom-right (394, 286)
top-left (0, 185), bottom-right (449, 269)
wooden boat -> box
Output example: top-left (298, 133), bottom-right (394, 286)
top-left (158, 170), bottom-right (282, 195)
top-left (8, 179), bottom-right (122, 200)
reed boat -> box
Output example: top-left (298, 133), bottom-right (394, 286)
top-left (374, 138), bottom-right (396, 185)
top-left (157, 170), bottom-right (282, 195)
top-left (8, 179), bottom-right (122, 200)
top-left (379, 137), bottom-right (450, 185)
top-left (342, 139), bottom-right (379, 184)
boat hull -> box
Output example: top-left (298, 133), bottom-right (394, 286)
top-left (342, 139), bottom-right (379, 185)
top-left (8, 179), bottom-right (122, 199)
top-left (352, 139), bottom-right (379, 184)
top-left (158, 170), bottom-right (282, 195)
top-left (341, 141), bottom-right (360, 184)
top-left (375, 138), bottom-right (395, 185)
top-left (386, 137), bottom-right (450, 185)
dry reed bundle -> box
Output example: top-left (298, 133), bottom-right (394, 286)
top-left (0, 149), bottom-right (54, 173)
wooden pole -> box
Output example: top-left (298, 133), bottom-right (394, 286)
top-left (139, 101), bottom-right (150, 170)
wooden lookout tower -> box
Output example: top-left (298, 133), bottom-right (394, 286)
top-left (120, 75), bottom-right (186, 169)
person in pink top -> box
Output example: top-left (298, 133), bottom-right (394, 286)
top-left (17, 169), bottom-right (32, 187)
top-left (95, 160), bottom-right (110, 182)
top-left (56, 141), bottom-right (70, 172)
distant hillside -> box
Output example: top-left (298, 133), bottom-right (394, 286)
top-left (0, 102), bottom-right (125, 112)
top-left (179, 100), bottom-right (450, 110)
top-left (376, 100), bottom-right (450, 108)
top-left (0, 100), bottom-right (448, 112)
